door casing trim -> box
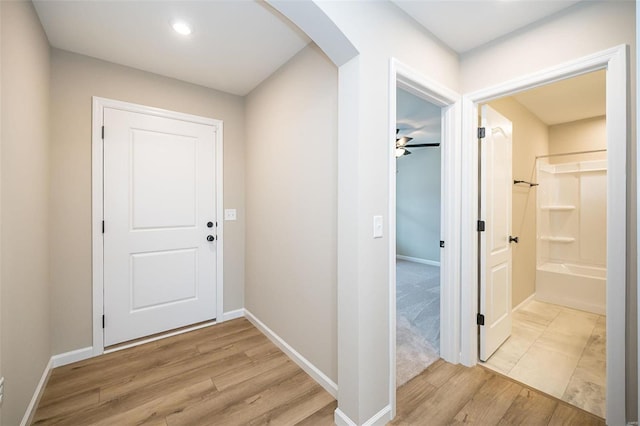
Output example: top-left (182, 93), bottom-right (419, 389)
top-left (388, 58), bottom-right (462, 419)
top-left (91, 96), bottom-right (224, 355)
top-left (460, 45), bottom-right (628, 425)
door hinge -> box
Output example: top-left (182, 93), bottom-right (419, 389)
top-left (477, 220), bottom-right (485, 232)
top-left (477, 313), bottom-right (485, 326)
top-left (101, 126), bottom-right (105, 140)
top-left (478, 127), bottom-right (486, 139)
top-left (102, 220), bottom-right (105, 233)
top-left (102, 315), bottom-right (105, 329)
top-left (440, 240), bottom-right (445, 248)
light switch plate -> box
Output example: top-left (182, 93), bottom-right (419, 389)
top-left (224, 209), bottom-right (237, 221)
top-left (373, 215), bottom-right (383, 238)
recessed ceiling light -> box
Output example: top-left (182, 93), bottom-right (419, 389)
top-left (171, 20), bottom-right (192, 36)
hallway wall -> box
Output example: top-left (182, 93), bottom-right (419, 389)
top-left (49, 49), bottom-right (246, 355)
top-left (245, 43), bottom-right (338, 383)
top-left (312, 1), bottom-right (460, 422)
top-left (1, 1), bottom-right (51, 424)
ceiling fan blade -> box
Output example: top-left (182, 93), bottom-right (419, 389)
top-left (404, 143), bottom-right (440, 147)
top-left (396, 136), bottom-right (413, 146)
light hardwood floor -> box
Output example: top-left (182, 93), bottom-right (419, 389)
top-left (33, 319), bottom-right (336, 425)
top-left (393, 359), bottom-right (604, 426)
top-left (33, 318), bottom-right (604, 425)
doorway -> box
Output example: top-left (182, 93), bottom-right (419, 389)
top-left (388, 58), bottom-right (462, 415)
top-left (92, 97), bottom-right (225, 353)
top-left (478, 70), bottom-right (607, 417)
top-left (461, 45), bottom-right (628, 424)
top-left (395, 88), bottom-right (443, 386)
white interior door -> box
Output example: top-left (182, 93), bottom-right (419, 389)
top-left (479, 105), bottom-right (513, 362)
top-left (103, 107), bottom-right (217, 346)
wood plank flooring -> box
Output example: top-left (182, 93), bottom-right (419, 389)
top-left (33, 318), bottom-right (604, 425)
top-left (33, 319), bottom-right (335, 425)
top-left (391, 359), bottom-right (605, 426)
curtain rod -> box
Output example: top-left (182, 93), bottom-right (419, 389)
top-left (536, 148), bottom-right (607, 159)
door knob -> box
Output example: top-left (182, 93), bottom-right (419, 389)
top-left (207, 221), bottom-right (214, 228)
top-left (509, 236), bottom-right (519, 244)
top-left (207, 235), bottom-right (215, 242)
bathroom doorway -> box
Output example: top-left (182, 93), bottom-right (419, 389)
top-left (478, 70), bottom-right (607, 418)
top-left (395, 87), bottom-right (442, 386)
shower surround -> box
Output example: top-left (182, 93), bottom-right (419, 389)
top-left (536, 158), bottom-right (607, 314)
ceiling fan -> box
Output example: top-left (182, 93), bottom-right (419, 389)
top-left (395, 129), bottom-right (440, 158)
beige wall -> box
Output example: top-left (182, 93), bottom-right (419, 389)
top-left (315, 2), bottom-right (461, 421)
top-left (549, 116), bottom-right (607, 162)
top-left (488, 97), bottom-right (549, 309)
top-left (1, 1), bottom-right (51, 424)
top-left (245, 43), bottom-right (338, 382)
top-left (461, 1), bottom-right (636, 419)
top-left (50, 49), bottom-right (246, 354)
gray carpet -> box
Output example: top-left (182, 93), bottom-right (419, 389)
top-left (396, 259), bottom-right (440, 386)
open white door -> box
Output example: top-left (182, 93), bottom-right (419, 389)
top-left (103, 107), bottom-right (217, 346)
top-left (479, 105), bottom-right (513, 362)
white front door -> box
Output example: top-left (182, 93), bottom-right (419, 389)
top-left (479, 105), bottom-right (513, 361)
top-left (103, 107), bottom-right (217, 346)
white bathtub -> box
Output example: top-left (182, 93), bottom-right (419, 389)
top-left (536, 262), bottom-right (606, 315)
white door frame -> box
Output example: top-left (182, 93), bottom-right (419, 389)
top-left (388, 58), bottom-right (462, 417)
top-left (460, 45), bottom-right (628, 425)
top-left (91, 97), bottom-right (224, 355)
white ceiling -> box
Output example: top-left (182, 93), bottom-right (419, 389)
top-left (33, 0), bottom-right (311, 96)
top-left (33, 0), bottom-right (598, 97)
top-left (391, 0), bottom-right (582, 54)
top-left (512, 70), bottom-right (606, 125)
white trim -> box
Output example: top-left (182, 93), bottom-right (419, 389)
top-left (104, 321), bottom-right (216, 354)
top-left (334, 406), bottom-right (392, 426)
top-left (222, 308), bottom-right (245, 321)
top-left (396, 254), bottom-right (440, 267)
top-left (20, 358), bottom-right (52, 426)
top-left (389, 58), bottom-right (462, 420)
top-left (215, 121), bottom-right (224, 322)
top-left (51, 346), bottom-right (94, 368)
top-left (460, 45), bottom-right (628, 425)
top-left (512, 293), bottom-right (536, 313)
top-left (334, 408), bottom-right (357, 426)
top-left (244, 309), bottom-right (338, 398)
top-left (91, 97), bottom-right (224, 355)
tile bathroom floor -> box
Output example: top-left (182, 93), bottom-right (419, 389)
top-left (481, 299), bottom-right (606, 418)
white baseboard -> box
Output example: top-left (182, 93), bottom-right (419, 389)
top-left (52, 346), bottom-right (94, 368)
top-left (335, 408), bottom-right (356, 426)
top-left (244, 309), bottom-right (337, 398)
top-left (334, 405), bottom-right (392, 426)
top-left (20, 358), bottom-right (53, 426)
top-left (222, 308), bottom-right (245, 322)
top-left (396, 255), bottom-right (440, 267)
top-left (512, 293), bottom-right (536, 312)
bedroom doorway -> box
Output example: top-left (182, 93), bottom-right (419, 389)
top-left (388, 59), bottom-right (461, 416)
top-left (395, 88), bottom-right (443, 386)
